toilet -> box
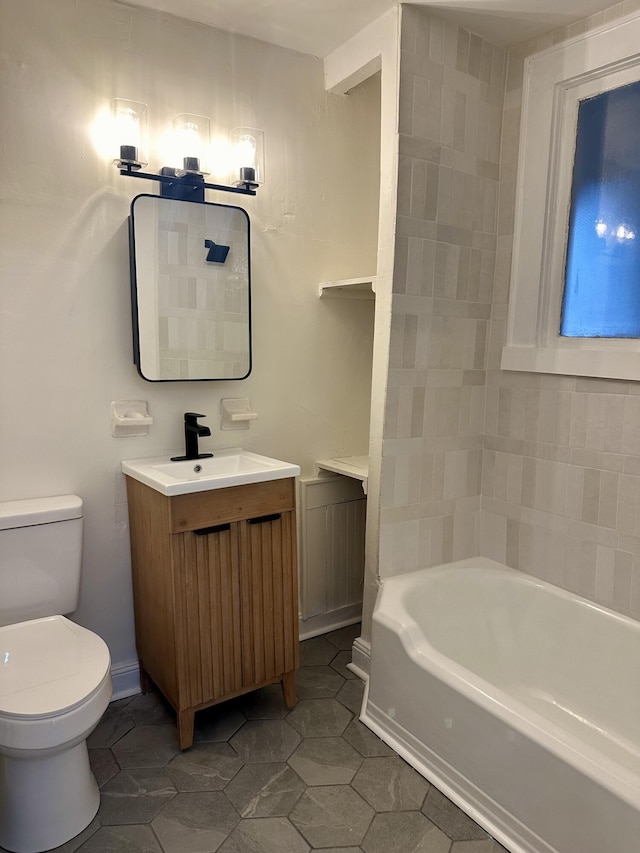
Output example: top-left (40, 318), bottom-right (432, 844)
top-left (0, 495), bottom-right (112, 853)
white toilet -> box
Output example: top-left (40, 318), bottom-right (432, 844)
top-left (0, 495), bottom-right (112, 853)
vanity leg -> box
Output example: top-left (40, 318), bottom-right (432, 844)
top-left (281, 670), bottom-right (297, 708)
top-left (177, 709), bottom-right (195, 750)
top-left (139, 662), bottom-right (153, 694)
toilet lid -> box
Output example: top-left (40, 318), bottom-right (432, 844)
top-left (0, 615), bottom-right (111, 718)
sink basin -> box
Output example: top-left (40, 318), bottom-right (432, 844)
top-left (122, 449), bottom-right (300, 496)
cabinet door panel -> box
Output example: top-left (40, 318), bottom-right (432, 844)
top-left (240, 511), bottom-right (298, 687)
top-left (172, 525), bottom-right (242, 707)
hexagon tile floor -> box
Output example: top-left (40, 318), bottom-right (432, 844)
top-left (16, 624), bottom-right (508, 853)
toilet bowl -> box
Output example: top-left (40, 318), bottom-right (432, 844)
top-left (0, 497), bottom-right (113, 853)
top-left (0, 617), bottom-right (112, 853)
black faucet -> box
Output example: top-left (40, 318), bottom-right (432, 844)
top-left (171, 413), bottom-right (214, 461)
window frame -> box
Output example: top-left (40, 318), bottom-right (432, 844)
top-left (502, 12), bottom-right (640, 380)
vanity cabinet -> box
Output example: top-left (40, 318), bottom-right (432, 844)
top-left (125, 476), bottom-right (299, 749)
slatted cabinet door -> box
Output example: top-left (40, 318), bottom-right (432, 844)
top-left (239, 511), bottom-right (299, 689)
top-left (171, 523), bottom-right (243, 711)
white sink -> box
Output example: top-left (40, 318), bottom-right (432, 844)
top-left (122, 449), bottom-right (300, 496)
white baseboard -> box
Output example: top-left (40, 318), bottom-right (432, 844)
top-left (298, 604), bottom-right (362, 641)
top-left (110, 659), bottom-right (141, 701)
top-left (349, 635), bottom-right (371, 679)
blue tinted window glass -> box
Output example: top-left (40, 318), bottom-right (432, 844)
top-left (561, 81), bottom-right (640, 337)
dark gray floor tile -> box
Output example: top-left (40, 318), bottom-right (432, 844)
top-left (422, 787), bottom-right (488, 841)
top-left (336, 678), bottom-right (365, 714)
top-left (152, 791), bottom-right (239, 853)
top-left (299, 635), bottom-right (338, 666)
top-left (287, 698), bottom-right (353, 737)
top-left (239, 683), bottom-right (289, 719)
top-left (325, 623), bottom-right (361, 650)
top-left (166, 742), bottom-right (244, 791)
top-left (87, 702), bottom-right (135, 748)
top-left (289, 785), bottom-right (374, 848)
top-left (362, 812), bottom-right (451, 853)
top-left (76, 824), bottom-right (163, 852)
top-left (230, 718), bottom-right (301, 762)
top-left (112, 724), bottom-right (180, 768)
top-left (126, 690), bottom-right (175, 726)
top-left (83, 633), bottom-right (506, 853)
top-left (295, 665), bottom-right (345, 699)
top-left (352, 756), bottom-right (430, 812)
top-left (219, 817), bottom-right (310, 853)
top-left (193, 702), bottom-right (246, 743)
top-left (98, 768), bottom-right (176, 825)
top-left (53, 816), bottom-right (101, 852)
top-left (342, 719), bottom-right (395, 757)
top-left (89, 747), bottom-right (120, 787)
top-left (330, 650), bottom-right (358, 679)
top-left (225, 762), bottom-right (305, 817)
top-left (288, 736), bottom-right (362, 785)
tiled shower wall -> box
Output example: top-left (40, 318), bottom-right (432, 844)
top-left (485, 1), bottom-right (640, 621)
top-left (381, 2), bottom-right (640, 623)
top-left (379, 7), bottom-right (506, 576)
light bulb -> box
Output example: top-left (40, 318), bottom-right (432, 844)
top-left (238, 134), bottom-right (257, 181)
top-left (111, 99), bottom-right (148, 167)
top-left (172, 114), bottom-right (210, 174)
top-left (231, 127), bottom-right (264, 187)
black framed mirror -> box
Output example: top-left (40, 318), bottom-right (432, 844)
top-left (129, 194), bottom-right (252, 381)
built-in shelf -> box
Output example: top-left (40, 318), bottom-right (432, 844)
top-left (319, 277), bottom-right (376, 300)
top-left (316, 455), bottom-right (369, 494)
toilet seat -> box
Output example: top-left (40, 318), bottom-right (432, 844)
top-left (0, 616), bottom-right (111, 752)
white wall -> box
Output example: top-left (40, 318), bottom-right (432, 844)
top-left (0, 0), bottom-right (379, 686)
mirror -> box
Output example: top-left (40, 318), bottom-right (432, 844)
top-left (129, 194), bottom-right (252, 381)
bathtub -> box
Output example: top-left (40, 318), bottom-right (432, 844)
top-left (362, 557), bottom-right (640, 853)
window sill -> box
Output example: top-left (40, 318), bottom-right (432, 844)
top-left (501, 345), bottom-right (640, 381)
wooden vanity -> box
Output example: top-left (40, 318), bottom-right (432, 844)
top-left (124, 475), bottom-right (299, 749)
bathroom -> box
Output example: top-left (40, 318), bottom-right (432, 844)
top-left (2, 0), bottom-right (640, 850)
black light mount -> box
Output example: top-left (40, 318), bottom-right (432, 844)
top-left (118, 161), bottom-right (257, 202)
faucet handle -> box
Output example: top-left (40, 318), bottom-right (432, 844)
top-left (185, 412), bottom-right (207, 424)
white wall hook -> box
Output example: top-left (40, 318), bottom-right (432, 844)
top-left (111, 401), bottom-right (153, 437)
top-left (221, 398), bottom-right (258, 430)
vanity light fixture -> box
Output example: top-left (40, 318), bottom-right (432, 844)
top-left (111, 99), bottom-right (264, 200)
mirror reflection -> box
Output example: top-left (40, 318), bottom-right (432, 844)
top-left (129, 194), bottom-right (251, 381)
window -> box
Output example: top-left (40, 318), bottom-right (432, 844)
top-left (502, 13), bottom-right (640, 380)
top-left (562, 82), bottom-right (640, 338)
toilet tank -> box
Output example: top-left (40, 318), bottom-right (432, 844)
top-left (0, 495), bottom-right (84, 627)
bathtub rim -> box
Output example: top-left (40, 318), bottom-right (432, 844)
top-left (371, 557), bottom-right (640, 811)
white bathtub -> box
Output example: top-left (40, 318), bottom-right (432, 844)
top-left (362, 557), bottom-right (640, 853)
